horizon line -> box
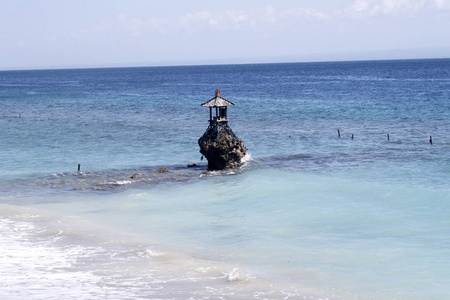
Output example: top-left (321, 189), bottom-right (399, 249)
top-left (1, 56), bottom-right (450, 72)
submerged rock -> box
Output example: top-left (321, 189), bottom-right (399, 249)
top-left (154, 167), bottom-right (169, 173)
top-left (187, 163), bottom-right (198, 168)
top-left (198, 123), bottom-right (247, 170)
top-left (130, 173), bottom-right (143, 179)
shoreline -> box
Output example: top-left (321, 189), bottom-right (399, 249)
top-left (0, 202), bottom-right (333, 300)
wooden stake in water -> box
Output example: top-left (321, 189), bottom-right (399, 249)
top-left (338, 129), bottom-right (341, 138)
top-left (387, 134), bottom-right (390, 141)
top-left (78, 164), bottom-right (81, 172)
top-left (351, 134), bottom-right (354, 140)
top-left (430, 136), bottom-right (432, 145)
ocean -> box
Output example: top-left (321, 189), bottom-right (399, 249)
top-left (0, 59), bottom-right (449, 299)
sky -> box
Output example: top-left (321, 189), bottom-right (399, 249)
top-left (1, 0), bottom-right (450, 70)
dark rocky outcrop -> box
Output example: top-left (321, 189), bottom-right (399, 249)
top-left (198, 123), bottom-right (247, 170)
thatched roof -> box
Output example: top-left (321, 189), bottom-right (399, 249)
top-left (201, 89), bottom-right (235, 107)
top-left (201, 96), bottom-right (235, 107)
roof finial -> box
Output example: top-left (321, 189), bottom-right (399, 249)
top-left (215, 88), bottom-right (221, 97)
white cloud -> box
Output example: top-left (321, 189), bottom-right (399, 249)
top-left (347, 0), bottom-right (450, 17)
top-left (351, 0), bottom-right (371, 13)
top-left (282, 7), bottom-right (328, 20)
top-left (117, 14), bottom-right (145, 36)
top-left (115, 14), bottom-right (169, 36)
top-left (259, 6), bottom-right (276, 23)
top-left (226, 10), bottom-right (247, 23)
top-left (74, 4), bottom-right (335, 42)
top-left (72, 1), bottom-right (450, 46)
top-left (434, 0), bottom-right (450, 8)
top-left (179, 11), bottom-right (224, 30)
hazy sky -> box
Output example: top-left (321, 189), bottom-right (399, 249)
top-left (1, 0), bottom-right (450, 69)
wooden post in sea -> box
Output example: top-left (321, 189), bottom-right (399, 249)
top-left (78, 164), bottom-right (81, 172)
top-left (387, 134), bottom-right (390, 142)
top-left (430, 136), bottom-right (432, 145)
top-left (351, 134), bottom-right (354, 140)
top-left (338, 129), bottom-right (341, 138)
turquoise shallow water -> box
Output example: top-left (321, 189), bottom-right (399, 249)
top-left (1, 59), bottom-right (450, 299)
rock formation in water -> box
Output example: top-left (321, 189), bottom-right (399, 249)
top-left (198, 89), bottom-right (248, 170)
top-left (198, 123), bottom-right (247, 170)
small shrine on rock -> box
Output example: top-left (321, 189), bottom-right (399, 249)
top-left (201, 88), bottom-right (235, 124)
top-left (198, 89), bottom-right (247, 170)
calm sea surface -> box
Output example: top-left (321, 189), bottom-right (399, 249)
top-left (1, 59), bottom-right (449, 299)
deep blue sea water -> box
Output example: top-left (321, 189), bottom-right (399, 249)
top-left (1, 59), bottom-right (449, 299)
